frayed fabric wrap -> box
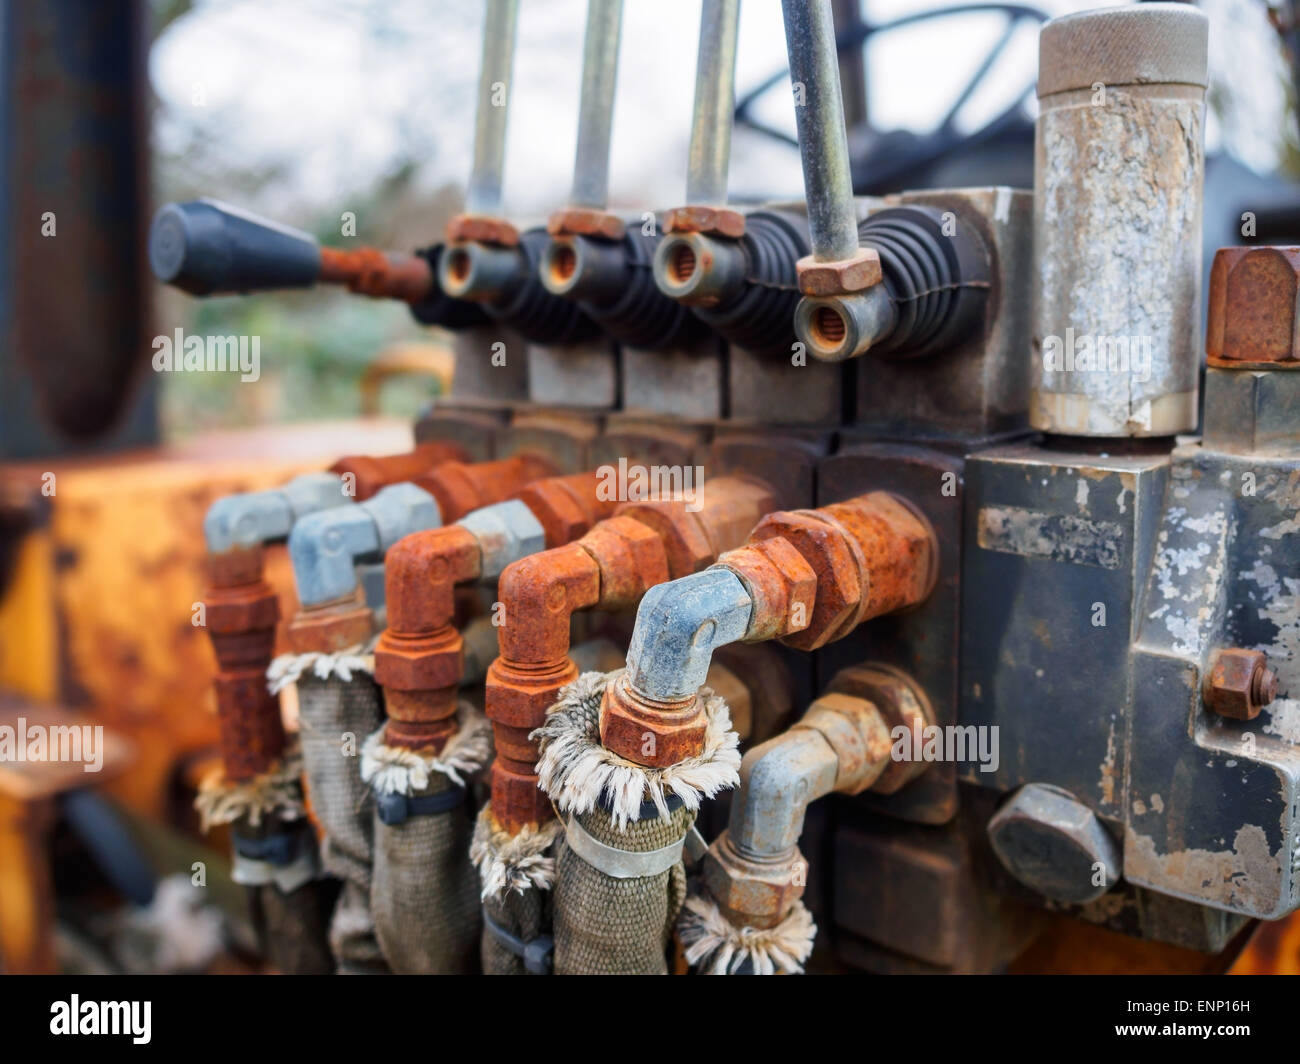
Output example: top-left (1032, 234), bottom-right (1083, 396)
top-left (678, 894), bottom-right (817, 975)
top-left (194, 746), bottom-right (305, 832)
top-left (267, 640), bottom-right (376, 695)
top-left (470, 808), bottom-right (560, 975)
top-left (193, 744), bottom-right (337, 975)
top-left (362, 706), bottom-right (490, 974)
top-left (534, 670), bottom-right (741, 975)
top-left (292, 670), bottom-right (389, 974)
top-left (246, 877), bottom-right (337, 976)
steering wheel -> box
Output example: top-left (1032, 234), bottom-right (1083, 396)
top-left (735, 3), bottom-right (1050, 193)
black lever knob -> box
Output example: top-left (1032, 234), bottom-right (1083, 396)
top-left (149, 199), bottom-right (322, 295)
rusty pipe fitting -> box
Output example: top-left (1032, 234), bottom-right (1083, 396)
top-left (486, 544), bottom-right (602, 832)
top-left (703, 668), bottom-right (930, 930)
top-left (485, 475), bottom-right (773, 831)
top-left (205, 545), bottom-right (285, 781)
top-left (374, 472), bottom-right (615, 751)
top-left (602, 491), bottom-right (938, 771)
top-left (286, 456), bottom-right (555, 654)
top-left (317, 246), bottom-right (436, 303)
top-left (330, 440), bottom-right (467, 502)
top-left (414, 452), bottom-right (557, 525)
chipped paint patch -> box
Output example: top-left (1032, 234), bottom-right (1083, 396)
top-left (1262, 698), bottom-right (1300, 745)
top-left (1099, 721), bottom-right (1117, 807)
top-left (1075, 479), bottom-right (1089, 509)
top-left (1125, 823), bottom-right (1283, 914)
top-left (978, 506), bottom-right (1123, 569)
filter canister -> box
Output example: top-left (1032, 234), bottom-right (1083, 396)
top-left (1032, 3), bottom-right (1209, 437)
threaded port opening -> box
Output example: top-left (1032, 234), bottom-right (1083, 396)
top-left (812, 305), bottom-right (847, 347)
top-left (550, 244), bottom-right (577, 284)
top-left (668, 243), bottom-right (697, 284)
top-left (447, 249), bottom-right (471, 284)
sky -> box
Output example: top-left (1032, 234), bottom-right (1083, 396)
top-left (150, 0), bottom-right (1291, 224)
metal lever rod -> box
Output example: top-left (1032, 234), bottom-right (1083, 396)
top-left (685, 0), bottom-right (740, 206)
top-left (466, 0), bottom-right (520, 215)
top-left (780, 0), bottom-right (859, 262)
top-left (569, 0), bottom-right (624, 209)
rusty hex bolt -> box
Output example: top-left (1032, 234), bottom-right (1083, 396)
top-left (1205, 647), bottom-right (1279, 721)
top-left (1206, 246), bottom-right (1300, 366)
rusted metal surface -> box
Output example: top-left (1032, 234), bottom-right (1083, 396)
top-left (205, 546), bottom-right (284, 780)
top-left (317, 247), bottom-right (435, 303)
top-left (285, 598), bottom-right (374, 654)
top-left (595, 478), bottom-right (779, 767)
top-left (443, 214), bottom-right (520, 248)
top-left (662, 206), bottom-right (745, 239)
top-left (545, 208), bottom-right (625, 241)
top-left (374, 524), bottom-right (480, 752)
top-left (703, 831), bottom-right (808, 931)
top-left (600, 672), bottom-right (709, 770)
top-left (823, 664), bottom-right (934, 795)
top-left (374, 472), bottom-right (610, 751)
top-left (739, 492), bottom-right (936, 651)
top-left (513, 471), bottom-right (617, 548)
top-left (415, 453), bottom-right (555, 523)
top-left (487, 544), bottom-right (600, 831)
top-left (1206, 246), bottom-right (1300, 367)
top-left (795, 247), bottom-right (882, 297)
top-left (716, 538), bottom-right (816, 643)
top-left (329, 440), bottom-right (467, 502)
top-left (1204, 647), bottom-right (1279, 721)
top-left (486, 476), bottom-right (774, 824)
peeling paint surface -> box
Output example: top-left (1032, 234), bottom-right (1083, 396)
top-left (1126, 824), bottom-right (1283, 915)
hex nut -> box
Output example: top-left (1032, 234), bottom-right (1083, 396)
top-left (1205, 647), bottom-right (1279, 721)
top-left (599, 670), bottom-right (708, 769)
top-left (701, 833), bottom-right (807, 929)
top-left (987, 783), bottom-right (1120, 904)
top-left (825, 664), bottom-right (935, 794)
top-left (545, 207), bottom-right (625, 241)
top-left (443, 213), bottom-right (520, 247)
top-left (662, 205), bottom-right (746, 239)
top-left (748, 510), bottom-right (862, 651)
top-left (795, 248), bottom-right (883, 296)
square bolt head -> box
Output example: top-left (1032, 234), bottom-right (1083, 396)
top-left (1207, 246), bottom-right (1300, 365)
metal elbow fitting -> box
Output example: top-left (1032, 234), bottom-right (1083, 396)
top-left (376, 499), bottom-right (546, 751)
top-left (621, 568), bottom-right (753, 702)
top-left (704, 685), bottom-right (911, 929)
top-left (203, 470), bottom-right (350, 553)
top-left (289, 482), bottom-right (441, 610)
top-left (652, 230), bottom-right (747, 308)
top-left (598, 568), bottom-right (753, 769)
